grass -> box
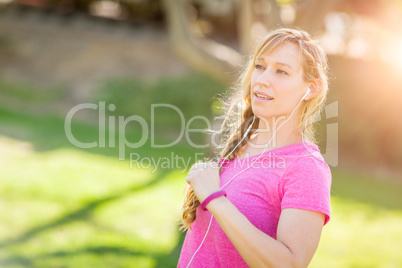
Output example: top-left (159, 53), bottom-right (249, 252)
top-left (0, 108), bottom-right (189, 268)
top-left (311, 170), bottom-right (402, 268)
top-left (0, 77), bottom-right (66, 103)
top-left (92, 74), bottom-right (226, 130)
top-left (0, 75), bottom-right (401, 267)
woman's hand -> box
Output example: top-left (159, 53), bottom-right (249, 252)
top-left (185, 162), bottom-right (221, 203)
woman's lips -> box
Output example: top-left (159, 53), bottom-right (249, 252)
top-left (254, 93), bottom-right (273, 102)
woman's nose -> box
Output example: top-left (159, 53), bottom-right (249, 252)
top-left (256, 70), bottom-right (271, 88)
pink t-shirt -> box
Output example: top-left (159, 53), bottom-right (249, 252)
top-left (178, 142), bottom-right (332, 268)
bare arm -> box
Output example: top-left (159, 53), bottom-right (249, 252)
top-left (207, 197), bottom-right (325, 268)
top-left (185, 162), bottom-right (326, 267)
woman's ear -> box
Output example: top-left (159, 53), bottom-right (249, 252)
top-left (307, 79), bottom-right (323, 100)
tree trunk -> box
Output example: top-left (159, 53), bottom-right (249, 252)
top-left (162, 0), bottom-right (242, 83)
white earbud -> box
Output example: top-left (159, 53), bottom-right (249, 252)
top-left (302, 87), bottom-right (311, 100)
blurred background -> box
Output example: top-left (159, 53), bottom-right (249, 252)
top-left (0, 0), bottom-right (401, 267)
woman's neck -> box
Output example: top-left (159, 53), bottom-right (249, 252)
top-left (238, 116), bottom-right (304, 159)
top-left (254, 116), bottom-right (302, 147)
top-left (237, 132), bottom-right (303, 160)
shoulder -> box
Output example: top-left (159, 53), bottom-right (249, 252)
top-left (285, 152), bottom-right (331, 175)
top-left (279, 154), bottom-right (332, 225)
top-left (280, 154), bottom-right (332, 190)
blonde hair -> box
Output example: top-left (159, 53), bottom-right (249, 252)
top-left (180, 28), bottom-right (330, 231)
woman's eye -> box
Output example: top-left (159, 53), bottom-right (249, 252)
top-left (255, 64), bottom-right (265, 70)
top-left (277, 69), bottom-right (288, 75)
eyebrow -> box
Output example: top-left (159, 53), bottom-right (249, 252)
top-left (255, 56), bottom-right (294, 70)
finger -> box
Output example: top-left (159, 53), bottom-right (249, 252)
top-left (191, 164), bottom-right (207, 173)
top-left (195, 161), bottom-right (209, 168)
top-left (187, 167), bottom-right (203, 176)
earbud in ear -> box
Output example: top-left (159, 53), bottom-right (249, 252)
top-left (302, 88), bottom-right (311, 100)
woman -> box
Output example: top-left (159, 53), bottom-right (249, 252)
top-left (178, 28), bottom-right (332, 268)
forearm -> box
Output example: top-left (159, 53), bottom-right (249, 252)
top-left (207, 197), bottom-right (298, 268)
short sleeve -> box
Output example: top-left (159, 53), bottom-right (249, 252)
top-left (280, 156), bottom-right (332, 226)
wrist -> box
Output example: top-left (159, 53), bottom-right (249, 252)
top-left (205, 195), bottom-right (228, 212)
top-left (201, 190), bottom-right (227, 211)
